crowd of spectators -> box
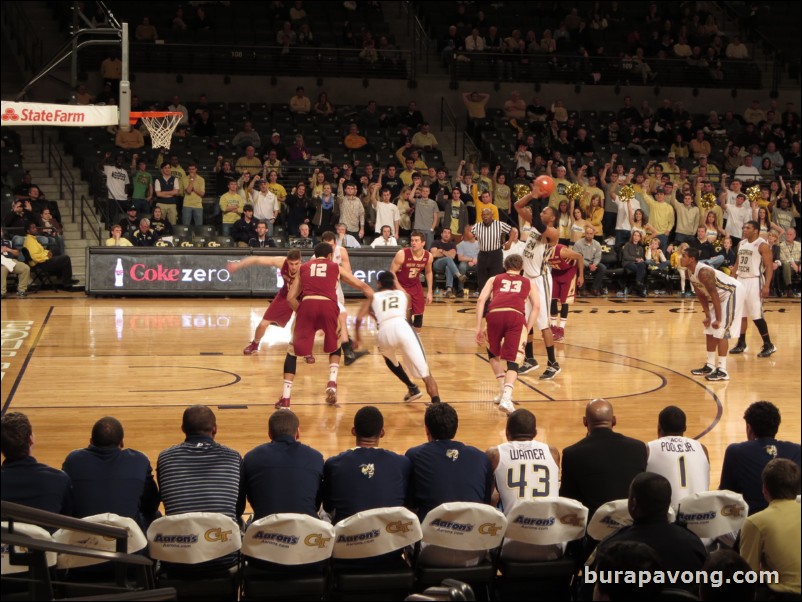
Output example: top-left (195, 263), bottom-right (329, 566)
top-left (454, 90), bottom-right (801, 296)
top-left (2, 399), bottom-right (799, 597)
top-left (428, 1), bottom-right (763, 87)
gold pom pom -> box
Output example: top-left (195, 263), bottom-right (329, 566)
top-left (746, 185), bottom-right (762, 204)
top-left (618, 185), bottom-right (635, 202)
top-left (565, 183), bottom-right (585, 203)
top-left (700, 193), bottom-right (716, 211)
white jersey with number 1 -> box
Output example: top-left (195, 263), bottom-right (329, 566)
top-left (647, 436), bottom-right (710, 510)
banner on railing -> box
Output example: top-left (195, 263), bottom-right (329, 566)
top-left (1, 101), bottom-right (118, 127)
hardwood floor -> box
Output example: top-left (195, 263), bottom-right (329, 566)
top-left (2, 293), bottom-right (799, 492)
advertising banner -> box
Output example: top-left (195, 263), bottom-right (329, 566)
top-left (1, 101), bottom-right (118, 127)
top-left (87, 248), bottom-right (398, 296)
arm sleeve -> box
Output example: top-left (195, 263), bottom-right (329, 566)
top-left (140, 461), bottom-right (161, 518)
top-left (592, 244), bottom-right (602, 265)
top-left (738, 518), bottom-right (762, 571)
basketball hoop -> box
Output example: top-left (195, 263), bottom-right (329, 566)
top-left (130, 111), bottom-right (183, 150)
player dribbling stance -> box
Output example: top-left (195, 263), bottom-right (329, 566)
top-left (475, 254), bottom-right (540, 414)
top-left (277, 242), bottom-right (373, 409)
top-left (354, 271), bottom-right (442, 405)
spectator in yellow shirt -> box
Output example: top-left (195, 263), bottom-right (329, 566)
top-left (219, 180), bottom-right (244, 236)
top-left (23, 222), bottom-right (76, 289)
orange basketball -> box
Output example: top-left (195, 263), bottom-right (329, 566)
top-left (534, 175), bottom-right (556, 196)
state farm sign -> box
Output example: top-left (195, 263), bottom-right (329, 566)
top-left (1, 101), bottom-right (118, 127)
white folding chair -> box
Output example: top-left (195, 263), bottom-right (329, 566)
top-left (587, 499), bottom-right (677, 541)
top-left (332, 506), bottom-right (422, 560)
top-left (243, 513), bottom-right (335, 566)
top-left (242, 514), bottom-right (335, 600)
top-left (146, 513), bottom-right (242, 600)
top-left (330, 507), bottom-right (422, 600)
top-left (146, 512), bottom-right (241, 565)
top-left (1, 522), bottom-right (56, 575)
top-left (502, 497), bottom-right (589, 561)
top-left (416, 502), bottom-right (507, 597)
top-left (676, 490), bottom-right (749, 550)
top-left (54, 513), bottom-right (147, 569)
top-left (496, 498), bottom-right (588, 600)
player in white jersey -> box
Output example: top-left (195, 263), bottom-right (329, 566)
top-left (729, 221), bottom-right (777, 358)
top-left (646, 406), bottom-right (710, 510)
top-left (515, 183), bottom-right (560, 380)
top-left (320, 230), bottom-right (368, 366)
top-left (486, 409), bottom-right (563, 560)
top-left (354, 271), bottom-right (441, 404)
top-left (682, 247), bottom-right (745, 381)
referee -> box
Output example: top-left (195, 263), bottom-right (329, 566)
top-left (472, 207), bottom-right (516, 291)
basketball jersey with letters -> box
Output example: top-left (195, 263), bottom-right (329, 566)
top-left (371, 290), bottom-right (409, 326)
top-left (522, 228), bottom-right (554, 278)
top-left (646, 436), bottom-right (710, 509)
top-left (736, 237), bottom-right (766, 279)
top-left (494, 440), bottom-right (560, 513)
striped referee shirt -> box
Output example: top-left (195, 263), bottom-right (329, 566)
top-left (471, 220), bottom-right (511, 252)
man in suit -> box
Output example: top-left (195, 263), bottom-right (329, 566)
top-left (560, 398), bottom-right (647, 518)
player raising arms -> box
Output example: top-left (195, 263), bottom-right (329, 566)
top-left (229, 250), bottom-right (303, 355)
top-left (475, 254), bottom-right (540, 414)
top-left (354, 271), bottom-right (442, 405)
top-left (682, 246), bottom-right (744, 381)
top-left (320, 230), bottom-right (369, 365)
top-left (548, 243), bottom-right (584, 342)
top-left (390, 230), bottom-right (433, 329)
top-left (514, 181), bottom-right (561, 380)
top-left (277, 242), bottom-right (374, 409)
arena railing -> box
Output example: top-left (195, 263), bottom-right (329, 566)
top-left (444, 51), bottom-right (768, 90)
top-left (46, 138), bottom-right (77, 222)
top-left (1, 500), bottom-right (156, 600)
top-left (79, 43), bottom-right (415, 84)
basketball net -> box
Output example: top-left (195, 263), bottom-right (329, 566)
top-left (130, 112), bottom-right (183, 150)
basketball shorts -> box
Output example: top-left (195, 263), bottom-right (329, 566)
top-left (291, 298), bottom-right (340, 356)
top-left (525, 273), bottom-right (551, 331)
top-left (551, 271), bottom-right (577, 304)
top-left (486, 310), bottom-right (528, 363)
top-left (739, 277), bottom-right (764, 320)
top-left (402, 282), bottom-right (425, 316)
top-left (263, 294), bottom-right (294, 327)
top-left (705, 282), bottom-right (744, 340)
top-left (377, 319), bottom-right (430, 379)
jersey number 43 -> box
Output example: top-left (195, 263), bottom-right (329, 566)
top-left (507, 464), bottom-right (551, 498)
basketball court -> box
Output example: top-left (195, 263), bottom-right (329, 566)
top-left (1, 13), bottom-right (800, 508)
top-left (2, 294), bottom-right (799, 492)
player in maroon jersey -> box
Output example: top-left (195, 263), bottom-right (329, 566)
top-left (277, 242), bottom-right (373, 409)
top-left (390, 230), bottom-right (433, 329)
top-left (475, 254), bottom-right (540, 414)
top-left (548, 243), bottom-right (584, 342)
top-left (228, 249), bottom-right (303, 354)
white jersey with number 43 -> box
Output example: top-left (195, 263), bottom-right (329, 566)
top-left (371, 290), bottom-right (409, 325)
top-left (494, 440), bottom-right (560, 513)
